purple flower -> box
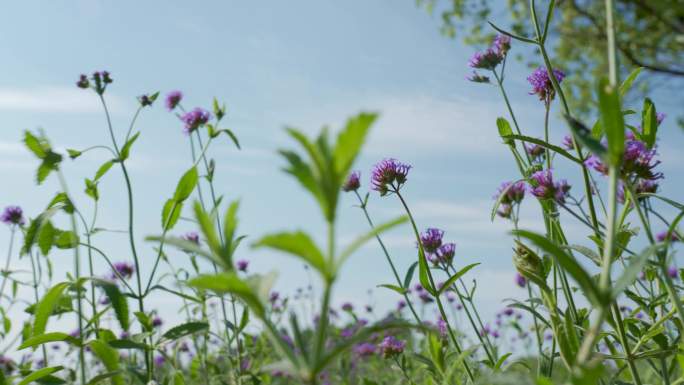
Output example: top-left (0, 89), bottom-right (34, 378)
top-left (76, 74), bottom-right (89, 89)
top-left (152, 316), bottom-right (163, 328)
top-left (668, 266), bottom-right (679, 279)
top-left (371, 158), bottom-right (411, 196)
top-left (493, 34), bottom-right (511, 57)
top-left (182, 232), bottom-right (200, 244)
top-left (111, 262), bottom-right (135, 280)
top-left (436, 243), bottom-right (456, 264)
top-left (494, 181), bottom-right (525, 218)
top-left (528, 169), bottom-right (571, 204)
top-left (342, 171), bottom-right (361, 192)
top-left (480, 324), bottom-right (491, 337)
top-left (165, 90), bottom-right (183, 111)
top-left (1, 206), bottom-right (25, 226)
top-left (437, 318), bottom-right (448, 338)
top-left (420, 228), bottom-right (444, 254)
top-left (515, 273), bottom-right (527, 288)
top-left (341, 302), bottom-right (354, 312)
top-left (154, 355), bottom-right (165, 366)
top-left (418, 291), bottom-right (433, 304)
top-left (468, 49), bottom-right (502, 70)
top-left (379, 336), bottom-right (405, 358)
top-left (657, 230), bottom-right (680, 243)
top-left (397, 300), bottom-right (406, 311)
top-left (353, 342), bottom-right (377, 357)
top-left (656, 112), bottom-right (666, 125)
top-left (503, 307), bottom-right (514, 317)
top-left (180, 107), bottom-right (211, 134)
top-left (466, 71), bottom-right (490, 84)
top-left (138, 94), bottom-right (155, 107)
top-left (586, 138), bottom-right (662, 181)
top-left (236, 259), bottom-right (249, 272)
top-left (527, 67), bottom-right (565, 103)
top-left (269, 291), bottom-right (280, 304)
top-left (562, 135), bottom-right (575, 150)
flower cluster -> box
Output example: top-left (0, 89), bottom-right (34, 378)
top-left (371, 158), bottom-right (411, 196)
top-left (527, 67), bottom-right (565, 103)
top-left (525, 143), bottom-right (546, 163)
top-left (181, 108), bottom-right (211, 134)
top-left (528, 169), bottom-right (571, 204)
top-left (1, 206), bottom-right (25, 226)
top-left (76, 71), bottom-right (113, 94)
top-left (419, 228), bottom-right (457, 265)
top-left (494, 181), bottom-right (525, 219)
top-left (378, 335), bottom-right (406, 358)
top-left (467, 34), bottom-right (511, 83)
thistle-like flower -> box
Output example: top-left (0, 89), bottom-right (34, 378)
top-left (468, 49), bottom-right (503, 70)
top-left (528, 169), bottom-right (570, 204)
top-left (527, 67), bottom-right (565, 103)
top-left (165, 90), bottom-right (183, 111)
top-left (236, 259), bottom-right (249, 272)
top-left (371, 158), bottom-right (411, 196)
top-left (342, 171), bottom-right (361, 192)
top-left (111, 262), bottom-right (135, 280)
top-left (420, 228), bottom-right (444, 254)
top-left (182, 232), bottom-right (200, 244)
top-left (493, 34), bottom-right (511, 57)
top-left (379, 336), bottom-right (405, 358)
top-left (181, 107), bottom-right (211, 134)
top-left (1, 206), bottom-right (25, 226)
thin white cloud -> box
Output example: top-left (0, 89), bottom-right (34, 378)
top-left (0, 86), bottom-right (129, 114)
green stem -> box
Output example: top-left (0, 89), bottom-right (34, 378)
top-left (0, 226), bottom-right (16, 301)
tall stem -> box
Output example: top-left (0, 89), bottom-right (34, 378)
top-left (0, 227), bottom-right (16, 301)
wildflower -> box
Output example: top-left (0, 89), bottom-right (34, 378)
top-left (138, 94), bottom-right (155, 107)
top-left (466, 71), bottom-right (490, 84)
top-left (437, 318), bottom-right (448, 338)
top-left (586, 137), bottom-right (663, 181)
top-left (182, 232), bottom-right (200, 244)
top-left (503, 307), bottom-right (514, 317)
top-left (668, 266), bottom-right (679, 279)
top-left (236, 259), bottom-right (249, 272)
top-left (269, 291), bottom-right (280, 304)
top-left (656, 112), bottom-right (666, 125)
top-left (180, 107), bottom-right (211, 134)
top-left (494, 181), bottom-right (525, 219)
top-left (240, 358), bottom-right (251, 371)
top-left (657, 230), bottom-right (680, 243)
top-left (342, 171), bottom-right (361, 192)
top-left (493, 34), bottom-right (511, 57)
top-left (413, 284), bottom-right (424, 293)
top-left (527, 67), bottom-right (565, 103)
top-left (515, 273), bottom-right (527, 288)
top-left (154, 355), bottom-right (165, 366)
top-left (455, 303), bottom-right (463, 310)
top-left (111, 262), bottom-right (134, 280)
top-left (397, 300), bottom-right (406, 311)
top-left (418, 292), bottom-right (433, 304)
top-left (371, 158), bottom-right (411, 196)
top-left (562, 135), bottom-right (575, 150)
top-left (528, 169), bottom-right (571, 204)
top-left (76, 74), bottom-right (89, 89)
top-left (379, 336), bottom-right (405, 358)
top-left (480, 324), bottom-right (491, 337)
top-left (436, 243), bottom-right (456, 265)
top-left (1, 206), bottom-right (25, 226)
top-left (365, 305), bottom-right (373, 313)
top-left (420, 228), bottom-right (444, 254)
top-left (165, 90), bottom-right (183, 111)
top-left (341, 302), bottom-right (354, 312)
top-left (353, 342), bottom-right (377, 357)
top-left (152, 316), bottom-right (163, 328)
top-left (468, 49), bottom-right (502, 70)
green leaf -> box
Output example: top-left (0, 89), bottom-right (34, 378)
top-left (119, 132), bottom-right (139, 161)
top-left (19, 332), bottom-right (81, 350)
top-left (107, 339), bottom-right (147, 350)
top-left (193, 201), bottom-right (223, 260)
top-left (619, 67), bottom-right (643, 97)
top-left (496, 117), bottom-right (513, 145)
top-left (252, 231), bottom-right (329, 280)
top-left (514, 230), bottom-right (605, 306)
top-left (54, 231), bottom-right (79, 249)
top-left (612, 245), bottom-right (658, 298)
top-left (565, 115), bottom-right (606, 160)
top-left (417, 249), bottom-right (433, 295)
top-left (66, 149), bottom-right (82, 159)
top-left (403, 261), bottom-right (418, 289)
top-left (17, 366), bottom-right (64, 385)
top-left (222, 200), bottom-right (241, 260)
top-left (87, 371), bottom-right (123, 385)
top-left (641, 98), bottom-right (658, 149)
top-left (88, 340), bottom-right (124, 385)
top-left (33, 282), bottom-right (71, 336)
top-left (597, 78), bottom-right (624, 166)
top-left (377, 284), bottom-right (408, 295)
top-left (332, 112), bottom-right (377, 180)
top-left (188, 273), bottom-right (265, 317)
top-left (335, 216), bottom-right (407, 271)
top-left (437, 263), bottom-right (480, 295)
top-left (161, 199), bottom-right (182, 231)
top-left (93, 279), bottom-right (129, 331)
top-left (24, 131), bottom-right (47, 159)
top-left (161, 321), bottom-right (209, 342)
top-left (37, 221), bottom-right (55, 256)
top-left (173, 167), bottom-right (198, 202)
top-left (502, 135), bottom-right (582, 164)
top-left (94, 160), bottom-right (114, 181)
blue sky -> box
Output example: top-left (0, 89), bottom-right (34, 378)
top-left (1, 1), bottom-right (682, 332)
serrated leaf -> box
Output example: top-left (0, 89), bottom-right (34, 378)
top-left (88, 340), bottom-right (124, 385)
top-left (33, 282), bottom-right (71, 336)
top-left (93, 279), bottom-right (129, 331)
